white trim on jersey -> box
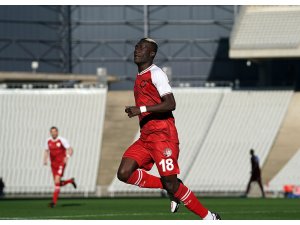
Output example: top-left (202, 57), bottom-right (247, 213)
top-left (44, 136), bottom-right (71, 150)
top-left (58, 136), bottom-right (71, 149)
top-left (150, 65), bottom-right (172, 97)
top-left (137, 64), bottom-right (172, 97)
top-left (138, 64), bottom-right (154, 75)
top-left (44, 139), bottom-right (50, 150)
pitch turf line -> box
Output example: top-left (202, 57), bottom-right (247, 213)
top-left (1, 210), bottom-right (300, 220)
top-left (0, 213), bottom-right (190, 220)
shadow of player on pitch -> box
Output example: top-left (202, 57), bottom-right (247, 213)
top-left (61, 203), bottom-right (84, 207)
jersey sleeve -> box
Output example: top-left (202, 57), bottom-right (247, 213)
top-left (151, 69), bottom-right (172, 97)
top-left (60, 137), bottom-right (71, 149)
top-left (44, 140), bottom-right (49, 150)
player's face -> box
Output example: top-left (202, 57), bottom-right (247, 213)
top-left (134, 41), bottom-right (155, 65)
top-left (50, 129), bottom-right (58, 139)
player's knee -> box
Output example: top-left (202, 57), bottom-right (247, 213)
top-left (117, 167), bottom-right (132, 183)
top-left (54, 176), bottom-right (61, 185)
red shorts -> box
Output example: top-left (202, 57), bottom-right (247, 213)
top-left (123, 139), bottom-right (180, 176)
top-left (51, 162), bottom-right (66, 177)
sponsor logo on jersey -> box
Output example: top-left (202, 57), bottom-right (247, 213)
top-left (140, 80), bottom-right (147, 88)
top-left (163, 148), bottom-right (172, 157)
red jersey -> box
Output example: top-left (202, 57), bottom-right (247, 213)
top-left (45, 136), bottom-right (70, 163)
top-left (134, 64), bottom-right (179, 143)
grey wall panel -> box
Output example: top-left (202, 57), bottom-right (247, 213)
top-left (0, 6), bottom-right (63, 72)
top-left (71, 6), bottom-right (144, 77)
top-left (0, 5), bottom-right (235, 88)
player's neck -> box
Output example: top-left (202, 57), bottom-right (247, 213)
top-left (137, 61), bottom-right (153, 73)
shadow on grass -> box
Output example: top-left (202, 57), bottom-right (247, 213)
top-left (60, 203), bottom-right (84, 207)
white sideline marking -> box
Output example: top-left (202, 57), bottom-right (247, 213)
top-left (1, 210), bottom-right (300, 220)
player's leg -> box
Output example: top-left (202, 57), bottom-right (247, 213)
top-left (117, 157), bottom-right (139, 183)
top-left (152, 141), bottom-right (220, 220)
top-left (60, 178), bottom-right (76, 189)
top-left (59, 163), bottom-right (77, 189)
top-left (164, 178), bottom-right (183, 213)
top-left (117, 158), bottom-right (163, 189)
top-left (60, 178), bottom-right (77, 189)
top-left (117, 140), bottom-right (163, 189)
top-left (50, 164), bottom-right (67, 207)
top-left (162, 176), bottom-right (209, 217)
top-left (257, 177), bottom-right (265, 198)
top-left (161, 175), bottom-right (220, 220)
top-left (50, 174), bottom-right (61, 207)
top-left (60, 178), bottom-right (74, 186)
top-left (245, 178), bottom-right (252, 196)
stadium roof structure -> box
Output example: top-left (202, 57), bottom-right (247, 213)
top-left (0, 71), bottom-right (119, 85)
top-left (229, 6), bottom-right (300, 59)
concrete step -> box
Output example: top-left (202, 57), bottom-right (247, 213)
top-left (262, 92), bottom-right (300, 184)
top-left (97, 91), bottom-right (139, 187)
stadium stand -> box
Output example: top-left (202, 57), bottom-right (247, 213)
top-left (108, 89), bottom-right (292, 196)
top-left (0, 88), bottom-right (107, 196)
top-left (173, 88), bottom-right (231, 178)
top-left (230, 6), bottom-right (300, 58)
top-left (184, 91), bottom-right (292, 193)
top-left (268, 149), bottom-right (300, 193)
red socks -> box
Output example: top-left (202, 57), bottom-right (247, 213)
top-left (53, 178), bottom-right (74, 204)
top-left (125, 170), bottom-right (208, 219)
top-left (60, 178), bottom-right (73, 186)
top-left (127, 169), bottom-right (163, 189)
top-left (52, 183), bottom-right (60, 204)
top-left (174, 183), bottom-right (208, 219)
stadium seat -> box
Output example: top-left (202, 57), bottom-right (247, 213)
top-left (185, 90), bottom-right (292, 193)
top-left (230, 6), bottom-right (300, 58)
top-left (0, 88), bottom-right (107, 195)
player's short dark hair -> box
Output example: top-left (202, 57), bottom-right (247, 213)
top-left (250, 149), bottom-right (254, 154)
top-left (140, 38), bottom-right (158, 53)
top-left (50, 126), bottom-right (58, 131)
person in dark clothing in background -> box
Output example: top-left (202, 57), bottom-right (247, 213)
top-left (0, 177), bottom-right (5, 198)
top-left (245, 149), bottom-right (265, 198)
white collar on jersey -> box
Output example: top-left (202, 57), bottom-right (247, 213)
top-left (138, 64), bottom-right (155, 75)
top-left (50, 136), bottom-right (60, 141)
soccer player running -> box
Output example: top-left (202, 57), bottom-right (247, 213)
top-left (117, 38), bottom-right (221, 220)
top-left (44, 126), bottom-right (77, 207)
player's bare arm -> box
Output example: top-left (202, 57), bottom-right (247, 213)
top-left (67, 147), bottom-right (73, 157)
top-left (43, 149), bottom-right (49, 166)
top-left (64, 147), bottom-right (73, 163)
top-left (125, 93), bottom-right (176, 118)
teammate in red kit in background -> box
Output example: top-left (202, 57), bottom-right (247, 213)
top-left (117, 38), bottom-right (221, 220)
top-left (44, 126), bottom-right (77, 208)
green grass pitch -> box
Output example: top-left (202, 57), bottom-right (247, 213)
top-left (0, 197), bottom-right (300, 220)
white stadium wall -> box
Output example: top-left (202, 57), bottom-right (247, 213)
top-left (0, 88), bottom-right (107, 195)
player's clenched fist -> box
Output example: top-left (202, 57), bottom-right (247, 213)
top-left (125, 106), bottom-right (141, 118)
